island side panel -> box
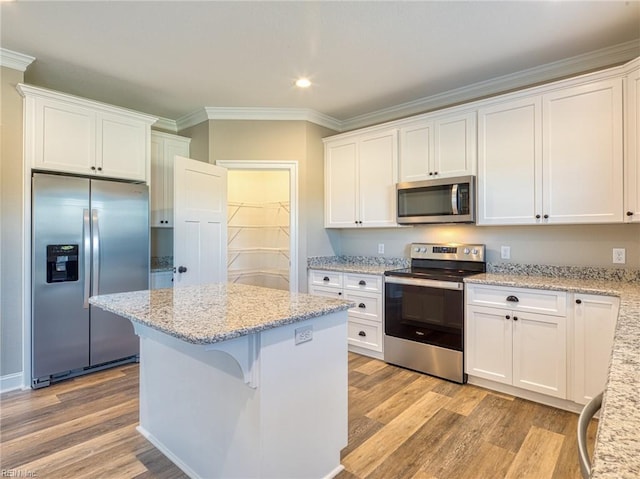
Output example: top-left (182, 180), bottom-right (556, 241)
top-left (258, 310), bottom-right (349, 478)
top-left (137, 330), bottom-right (261, 478)
top-left (134, 310), bottom-right (348, 479)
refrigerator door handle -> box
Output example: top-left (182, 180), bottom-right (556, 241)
top-left (83, 208), bottom-right (91, 308)
top-left (92, 209), bottom-right (100, 297)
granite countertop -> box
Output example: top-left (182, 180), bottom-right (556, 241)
top-left (307, 255), bottom-right (409, 275)
top-left (89, 283), bottom-right (354, 345)
top-left (464, 270), bottom-right (640, 479)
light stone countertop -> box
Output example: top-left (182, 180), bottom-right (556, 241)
top-left (464, 273), bottom-right (640, 479)
top-left (89, 283), bottom-right (354, 345)
top-left (307, 255), bottom-right (409, 275)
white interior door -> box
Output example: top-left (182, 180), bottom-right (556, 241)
top-left (173, 156), bottom-right (227, 286)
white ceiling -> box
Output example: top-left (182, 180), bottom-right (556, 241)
top-left (2, 1), bottom-right (639, 130)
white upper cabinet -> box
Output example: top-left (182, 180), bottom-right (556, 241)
top-left (624, 59), bottom-right (640, 222)
top-left (150, 131), bottom-right (191, 227)
top-left (324, 128), bottom-right (398, 228)
top-left (19, 84), bottom-right (156, 182)
top-left (542, 78), bottom-right (623, 224)
top-left (478, 97), bottom-right (542, 225)
top-left (477, 75), bottom-right (624, 225)
top-left (398, 110), bottom-right (476, 182)
top-left (398, 120), bottom-right (433, 183)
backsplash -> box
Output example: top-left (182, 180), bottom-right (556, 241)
top-left (151, 256), bottom-right (173, 270)
top-left (487, 263), bottom-right (640, 283)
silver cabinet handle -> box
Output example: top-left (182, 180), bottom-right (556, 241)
top-left (578, 391), bottom-right (603, 479)
top-left (83, 209), bottom-right (91, 308)
top-left (92, 209), bottom-right (100, 296)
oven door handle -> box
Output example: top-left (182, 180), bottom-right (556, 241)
top-left (385, 276), bottom-right (463, 290)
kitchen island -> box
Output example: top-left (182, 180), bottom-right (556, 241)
top-left (90, 283), bottom-right (353, 479)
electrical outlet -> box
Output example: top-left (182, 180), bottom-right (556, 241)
top-left (295, 325), bottom-right (313, 345)
top-left (501, 246), bottom-right (511, 260)
top-left (378, 243), bottom-right (385, 254)
top-left (613, 248), bottom-right (626, 264)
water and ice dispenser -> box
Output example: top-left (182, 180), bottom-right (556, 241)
top-left (46, 244), bottom-right (79, 283)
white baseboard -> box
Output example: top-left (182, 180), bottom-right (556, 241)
top-left (137, 425), bottom-right (200, 479)
top-left (467, 375), bottom-right (584, 414)
top-left (1, 372), bottom-right (25, 393)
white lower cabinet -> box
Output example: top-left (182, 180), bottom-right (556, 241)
top-left (308, 270), bottom-right (383, 358)
top-left (572, 293), bottom-right (619, 405)
top-left (467, 284), bottom-right (621, 408)
top-left (466, 285), bottom-right (568, 399)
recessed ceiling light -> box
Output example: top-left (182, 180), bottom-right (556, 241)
top-left (295, 78), bottom-right (312, 88)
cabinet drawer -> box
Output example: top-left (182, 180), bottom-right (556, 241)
top-left (467, 285), bottom-right (567, 316)
top-left (344, 273), bottom-right (382, 293)
top-left (308, 285), bottom-right (344, 299)
top-left (309, 270), bottom-right (343, 288)
top-left (348, 318), bottom-right (383, 352)
top-left (345, 291), bottom-right (381, 322)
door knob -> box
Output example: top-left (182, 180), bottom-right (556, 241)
top-left (178, 266), bottom-right (187, 273)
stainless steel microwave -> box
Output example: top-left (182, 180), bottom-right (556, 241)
top-left (396, 175), bottom-right (476, 224)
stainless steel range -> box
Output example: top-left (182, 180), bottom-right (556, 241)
top-left (384, 243), bottom-right (486, 383)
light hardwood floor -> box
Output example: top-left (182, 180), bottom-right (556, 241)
top-left (0, 354), bottom-right (597, 478)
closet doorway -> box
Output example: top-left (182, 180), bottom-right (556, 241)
top-left (218, 161), bottom-right (298, 293)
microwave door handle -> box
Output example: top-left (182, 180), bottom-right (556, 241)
top-left (451, 184), bottom-right (459, 215)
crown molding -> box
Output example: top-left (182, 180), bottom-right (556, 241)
top-left (340, 40), bottom-right (640, 131)
top-left (0, 48), bottom-right (35, 72)
top-left (176, 106), bottom-right (342, 132)
top-left (152, 117), bottom-right (179, 133)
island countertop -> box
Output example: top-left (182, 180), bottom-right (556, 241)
top-left (89, 282), bottom-right (354, 345)
top-left (464, 272), bottom-right (640, 479)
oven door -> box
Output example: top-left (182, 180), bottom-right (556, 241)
top-left (384, 276), bottom-right (464, 351)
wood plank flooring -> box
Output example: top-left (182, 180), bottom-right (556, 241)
top-left (0, 354), bottom-right (597, 478)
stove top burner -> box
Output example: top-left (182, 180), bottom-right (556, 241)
top-left (384, 267), bottom-right (480, 282)
top-left (385, 242), bottom-right (487, 282)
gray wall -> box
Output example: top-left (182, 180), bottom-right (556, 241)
top-left (205, 119), bottom-right (338, 292)
top-left (1, 66), bottom-right (26, 377)
top-left (337, 223), bottom-right (640, 267)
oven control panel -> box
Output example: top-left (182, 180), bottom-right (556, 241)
top-left (411, 243), bottom-right (485, 262)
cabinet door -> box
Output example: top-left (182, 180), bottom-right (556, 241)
top-left (358, 129), bottom-right (398, 227)
top-left (150, 136), bottom-right (165, 227)
top-left (625, 64), bottom-right (640, 222)
top-left (466, 306), bottom-right (512, 385)
top-left (325, 138), bottom-right (358, 227)
top-left (573, 294), bottom-right (619, 405)
top-left (98, 113), bottom-right (148, 181)
top-left (543, 79), bottom-right (623, 224)
top-left (161, 138), bottom-right (189, 226)
top-left (150, 133), bottom-right (190, 227)
top-left (34, 97), bottom-right (97, 175)
top-left (433, 111), bottom-right (476, 178)
top-left (477, 97), bottom-right (542, 225)
top-left (512, 311), bottom-right (567, 399)
top-left (398, 120), bottom-right (433, 182)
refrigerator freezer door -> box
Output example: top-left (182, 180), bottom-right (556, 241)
top-left (89, 179), bottom-right (149, 365)
top-left (32, 174), bottom-right (91, 380)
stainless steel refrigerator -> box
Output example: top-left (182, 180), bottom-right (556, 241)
top-left (32, 173), bottom-right (149, 388)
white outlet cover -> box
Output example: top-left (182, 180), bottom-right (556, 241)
top-left (612, 248), bottom-right (626, 264)
top-left (501, 246), bottom-right (511, 260)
